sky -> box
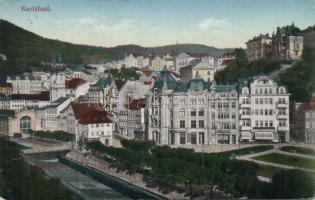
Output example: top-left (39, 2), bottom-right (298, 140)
top-left (0, 0), bottom-right (314, 48)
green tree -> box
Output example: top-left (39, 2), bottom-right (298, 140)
top-left (272, 169), bottom-right (314, 198)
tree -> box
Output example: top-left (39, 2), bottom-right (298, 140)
top-left (272, 169), bottom-right (314, 198)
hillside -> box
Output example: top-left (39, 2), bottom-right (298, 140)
top-left (0, 19), bottom-right (232, 81)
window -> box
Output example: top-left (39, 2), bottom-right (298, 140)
top-left (231, 102), bottom-right (236, 108)
top-left (198, 99), bottom-right (204, 105)
top-left (207, 71), bottom-right (211, 75)
top-left (269, 98), bottom-right (273, 104)
top-left (191, 120), bottom-right (196, 128)
top-left (191, 98), bottom-right (197, 105)
top-left (231, 112), bottom-right (236, 118)
top-left (180, 120), bottom-right (185, 128)
top-left (199, 110), bottom-right (204, 116)
top-left (199, 120), bottom-right (204, 128)
top-left (211, 102), bottom-right (215, 108)
top-left (180, 133), bottom-right (186, 144)
top-left (179, 110), bottom-right (185, 117)
top-left (191, 111), bottom-right (196, 117)
top-left (191, 133), bottom-right (197, 144)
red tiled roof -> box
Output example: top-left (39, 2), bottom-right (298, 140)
top-left (124, 98), bottom-right (146, 110)
top-left (10, 91), bottom-right (50, 101)
top-left (115, 80), bottom-right (126, 91)
top-left (142, 71), bottom-right (155, 77)
top-left (71, 103), bottom-right (112, 124)
top-left (221, 52), bottom-right (236, 58)
top-left (221, 59), bottom-right (232, 65)
top-left (65, 78), bottom-right (87, 89)
top-left (0, 83), bottom-right (12, 88)
top-left (303, 96), bottom-right (315, 111)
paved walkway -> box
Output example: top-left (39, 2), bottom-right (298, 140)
top-left (10, 137), bottom-right (72, 154)
top-left (67, 150), bottom-right (188, 200)
top-left (238, 149), bottom-right (315, 173)
top-left (27, 155), bottom-right (128, 200)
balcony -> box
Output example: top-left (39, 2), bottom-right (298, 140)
top-left (240, 114), bottom-right (251, 119)
top-left (276, 102), bottom-right (287, 108)
top-left (276, 114), bottom-right (287, 119)
top-left (278, 126), bottom-right (289, 131)
top-left (240, 104), bottom-right (251, 108)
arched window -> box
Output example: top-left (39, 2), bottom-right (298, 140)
top-left (242, 87), bottom-right (248, 94)
top-left (20, 116), bottom-right (31, 134)
top-left (279, 87), bottom-right (285, 94)
top-left (269, 88), bottom-right (272, 94)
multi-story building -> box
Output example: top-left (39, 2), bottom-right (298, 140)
top-left (7, 74), bottom-right (43, 94)
top-left (175, 52), bottom-right (196, 72)
top-left (146, 69), bottom-right (239, 145)
top-left (246, 34), bottom-right (272, 61)
top-left (0, 91), bottom-right (51, 110)
top-left (124, 54), bottom-right (138, 68)
top-left (239, 76), bottom-right (290, 143)
top-left (69, 103), bottom-right (113, 145)
top-left (150, 55), bottom-right (164, 71)
top-left (303, 95), bottom-right (315, 144)
top-left (272, 25), bottom-right (303, 61)
top-left (217, 52), bottom-right (236, 71)
top-left (117, 80), bottom-right (151, 107)
top-left (180, 60), bottom-right (216, 83)
top-left (36, 97), bottom-right (72, 132)
top-left (0, 83), bottom-right (12, 96)
top-left (117, 98), bottom-right (146, 139)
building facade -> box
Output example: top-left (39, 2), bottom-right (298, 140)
top-left (246, 34), bottom-right (272, 61)
top-left (239, 76), bottom-right (290, 143)
top-left (180, 60), bottom-right (216, 83)
top-left (272, 25), bottom-right (304, 61)
top-left (146, 70), bottom-right (239, 145)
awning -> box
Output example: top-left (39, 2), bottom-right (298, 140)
top-left (255, 132), bottom-right (273, 140)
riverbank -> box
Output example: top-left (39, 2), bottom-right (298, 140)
top-left (66, 150), bottom-right (189, 199)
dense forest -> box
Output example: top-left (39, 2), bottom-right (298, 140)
top-left (278, 48), bottom-right (315, 102)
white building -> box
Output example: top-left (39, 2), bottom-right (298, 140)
top-left (175, 52), bottom-right (196, 72)
top-left (146, 70), bottom-right (239, 145)
top-left (36, 97), bottom-right (72, 132)
top-left (150, 55), bottom-right (164, 71)
top-left (239, 76), bottom-right (290, 143)
top-left (217, 52), bottom-right (236, 71)
top-left (180, 60), bottom-right (216, 83)
top-left (7, 74), bottom-right (44, 94)
top-left (0, 91), bottom-right (51, 110)
top-left (69, 103), bottom-right (113, 145)
top-left (124, 54), bottom-right (138, 68)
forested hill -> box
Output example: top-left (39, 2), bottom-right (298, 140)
top-left (0, 19), bottom-right (232, 80)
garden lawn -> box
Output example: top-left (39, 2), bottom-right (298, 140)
top-left (253, 153), bottom-right (315, 171)
top-left (258, 165), bottom-right (282, 178)
top-left (280, 146), bottom-right (315, 156)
